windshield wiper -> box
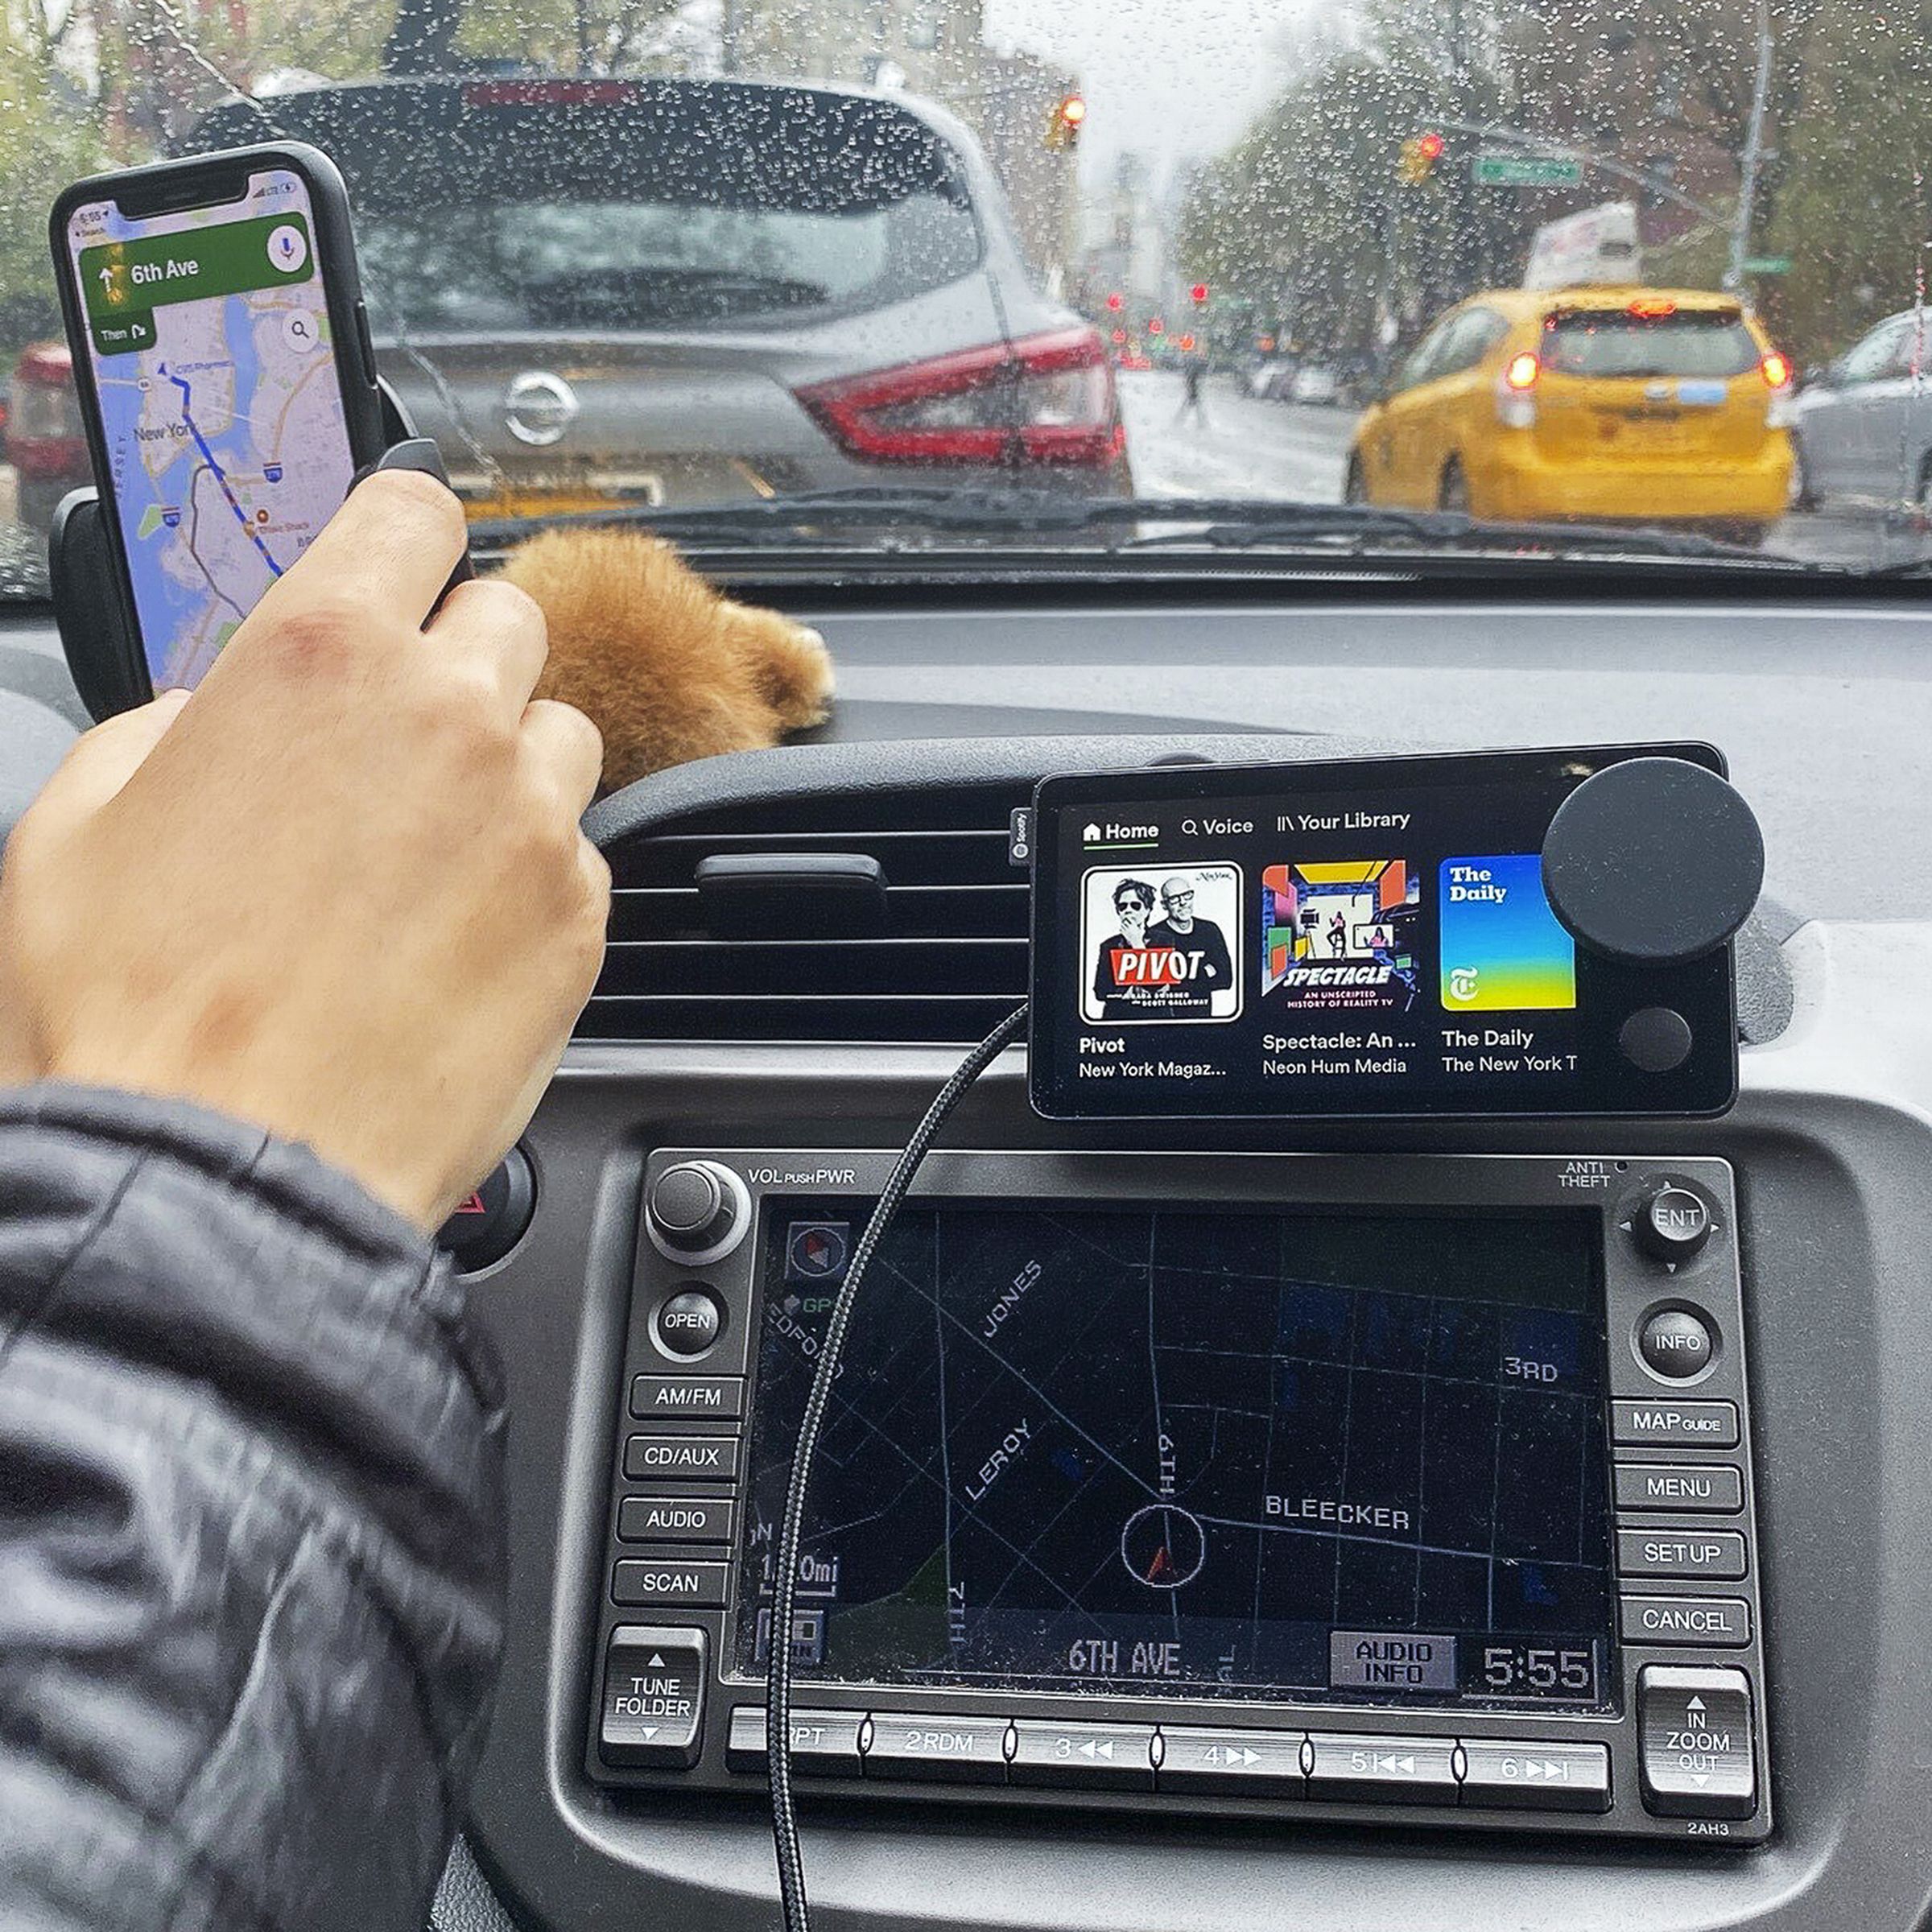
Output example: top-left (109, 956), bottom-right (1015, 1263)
top-left (464, 487), bottom-right (1826, 571)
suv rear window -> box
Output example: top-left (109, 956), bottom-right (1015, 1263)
top-left (1541, 310), bottom-right (1760, 380)
top-left (358, 195), bottom-right (982, 332)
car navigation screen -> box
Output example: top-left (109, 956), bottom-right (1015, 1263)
top-left (1026, 745), bottom-right (1737, 1121)
top-left (734, 1199), bottom-right (1617, 1715)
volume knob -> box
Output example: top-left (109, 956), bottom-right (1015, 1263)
top-left (646, 1161), bottom-right (748, 1262)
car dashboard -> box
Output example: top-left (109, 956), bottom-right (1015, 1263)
top-left (4, 578), bottom-right (1930, 1932)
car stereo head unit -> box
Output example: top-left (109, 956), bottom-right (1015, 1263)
top-left (588, 1148), bottom-right (1769, 1846)
top-left (1026, 744), bottom-right (1748, 1121)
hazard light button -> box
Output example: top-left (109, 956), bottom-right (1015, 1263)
top-left (599, 1624), bottom-right (706, 1769)
top-left (435, 1146), bottom-right (535, 1273)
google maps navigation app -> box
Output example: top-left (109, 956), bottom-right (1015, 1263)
top-left (68, 170), bottom-right (355, 688)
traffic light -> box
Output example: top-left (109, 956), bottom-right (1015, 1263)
top-left (1189, 282), bottom-right (1209, 304)
top-left (1399, 130), bottom-right (1447, 184)
top-left (1178, 332), bottom-right (1197, 353)
top-left (1045, 93), bottom-right (1086, 152)
top-left (1105, 291), bottom-right (1125, 312)
top-left (1148, 317), bottom-right (1165, 336)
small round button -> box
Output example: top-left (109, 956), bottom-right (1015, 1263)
top-left (653, 1163), bottom-right (721, 1235)
top-left (1620, 1006), bottom-right (1694, 1074)
top-left (656, 1287), bottom-right (724, 1357)
top-left (1634, 1183), bottom-right (1714, 1264)
top-left (436, 1146), bottom-right (535, 1273)
top-left (1640, 1307), bottom-right (1715, 1379)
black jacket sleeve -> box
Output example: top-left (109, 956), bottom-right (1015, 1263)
top-left (0, 1083), bottom-right (508, 1932)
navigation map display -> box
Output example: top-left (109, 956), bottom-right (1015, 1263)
top-left (735, 1200), bottom-right (1616, 1715)
top-left (1028, 747), bottom-right (1738, 1121)
top-left (64, 166), bottom-right (358, 688)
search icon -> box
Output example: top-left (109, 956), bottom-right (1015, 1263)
top-left (280, 311), bottom-right (320, 354)
top-left (1180, 819), bottom-right (1198, 836)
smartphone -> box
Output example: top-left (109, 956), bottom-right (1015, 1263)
top-left (51, 142), bottom-right (386, 695)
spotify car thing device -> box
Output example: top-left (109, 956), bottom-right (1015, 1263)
top-left (1026, 745), bottom-right (1761, 1121)
top-left (50, 143), bottom-right (388, 697)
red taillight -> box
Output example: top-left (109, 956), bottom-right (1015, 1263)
top-left (1629, 296), bottom-right (1678, 320)
top-left (6, 341), bottom-right (85, 477)
top-left (1504, 351), bottom-right (1541, 391)
top-left (795, 327), bottom-right (1125, 469)
top-left (1761, 349), bottom-right (1793, 389)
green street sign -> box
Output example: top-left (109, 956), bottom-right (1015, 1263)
top-left (1742, 254), bottom-right (1794, 275)
top-left (1472, 154), bottom-right (1583, 188)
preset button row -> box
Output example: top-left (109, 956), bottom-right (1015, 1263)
top-left (725, 1710), bottom-right (1610, 1813)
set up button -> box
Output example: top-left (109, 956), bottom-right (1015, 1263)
top-left (1618, 1528), bottom-right (1748, 1581)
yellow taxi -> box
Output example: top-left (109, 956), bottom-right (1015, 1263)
top-left (1346, 287), bottom-right (1795, 541)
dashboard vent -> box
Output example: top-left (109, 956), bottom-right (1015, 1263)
top-left (583, 780), bottom-right (1031, 1044)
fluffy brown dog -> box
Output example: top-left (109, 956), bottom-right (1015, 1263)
top-left (498, 526), bottom-right (835, 794)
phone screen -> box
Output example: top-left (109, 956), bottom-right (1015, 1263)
top-left (64, 167), bottom-right (355, 689)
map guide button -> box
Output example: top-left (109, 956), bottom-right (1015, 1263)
top-left (1154, 1726), bottom-right (1307, 1797)
top-left (1307, 1732), bottom-right (1459, 1805)
top-left (864, 1712), bottom-right (1009, 1783)
top-left (1612, 1399), bottom-right (1739, 1448)
top-left (1008, 1720), bottom-right (1156, 1791)
top-left (1458, 1739), bottom-right (1611, 1812)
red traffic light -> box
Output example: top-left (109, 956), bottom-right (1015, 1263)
top-left (1179, 332), bottom-right (1197, 352)
top-left (1059, 93), bottom-right (1087, 127)
top-left (1189, 282), bottom-right (1209, 304)
top-left (1105, 291), bottom-right (1124, 312)
top-left (1148, 317), bottom-right (1165, 335)
top-left (1110, 328), bottom-right (1126, 345)
top-left (1418, 130), bottom-right (1446, 163)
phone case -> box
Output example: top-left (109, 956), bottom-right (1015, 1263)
top-left (47, 141), bottom-right (389, 700)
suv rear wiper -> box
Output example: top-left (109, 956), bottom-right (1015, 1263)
top-left (465, 487), bottom-right (1827, 571)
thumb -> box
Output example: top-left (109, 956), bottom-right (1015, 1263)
top-left (29, 690), bottom-right (193, 834)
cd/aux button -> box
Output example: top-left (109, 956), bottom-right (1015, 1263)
top-left (623, 1434), bottom-right (741, 1482)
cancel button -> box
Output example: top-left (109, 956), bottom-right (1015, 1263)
top-left (1621, 1594), bottom-right (1752, 1646)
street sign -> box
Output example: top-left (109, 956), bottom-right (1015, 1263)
top-left (1473, 153), bottom-right (1583, 188)
top-left (1742, 254), bottom-right (1794, 275)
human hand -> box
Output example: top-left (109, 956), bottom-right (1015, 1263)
top-left (0, 470), bottom-right (608, 1228)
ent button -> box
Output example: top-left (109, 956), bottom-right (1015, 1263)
top-left (598, 1625), bottom-right (705, 1768)
top-left (1638, 1665), bottom-right (1757, 1818)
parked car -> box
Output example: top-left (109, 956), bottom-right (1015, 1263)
top-left (1348, 286), bottom-right (1794, 541)
top-left (1789, 308), bottom-right (1932, 514)
top-left (184, 76), bottom-right (1129, 523)
top-left (1289, 363), bottom-right (1340, 406)
top-left (1247, 357), bottom-right (1298, 399)
top-left (4, 341), bottom-right (85, 535)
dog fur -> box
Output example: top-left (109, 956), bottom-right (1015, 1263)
top-left (498, 526), bottom-right (835, 793)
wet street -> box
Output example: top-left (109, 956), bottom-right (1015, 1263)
top-left (1120, 369), bottom-right (1932, 572)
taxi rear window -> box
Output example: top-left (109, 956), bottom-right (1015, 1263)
top-left (1542, 311), bottom-right (1759, 381)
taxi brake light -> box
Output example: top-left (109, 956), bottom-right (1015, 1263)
top-left (1505, 352), bottom-right (1541, 391)
top-left (1761, 350), bottom-right (1793, 389)
top-left (1628, 297), bottom-right (1678, 319)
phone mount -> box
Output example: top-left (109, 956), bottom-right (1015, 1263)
top-left (48, 379), bottom-right (468, 722)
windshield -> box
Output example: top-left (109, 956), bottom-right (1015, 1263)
top-left (5, 1), bottom-right (1932, 595)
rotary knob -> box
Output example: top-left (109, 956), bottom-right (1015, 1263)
top-left (646, 1161), bottom-right (748, 1262)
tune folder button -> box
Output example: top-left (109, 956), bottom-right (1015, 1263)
top-left (599, 1625), bottom-right (706, 1769)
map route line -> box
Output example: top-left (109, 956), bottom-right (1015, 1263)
top-left (163, 364), bottom-right (283, 580)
